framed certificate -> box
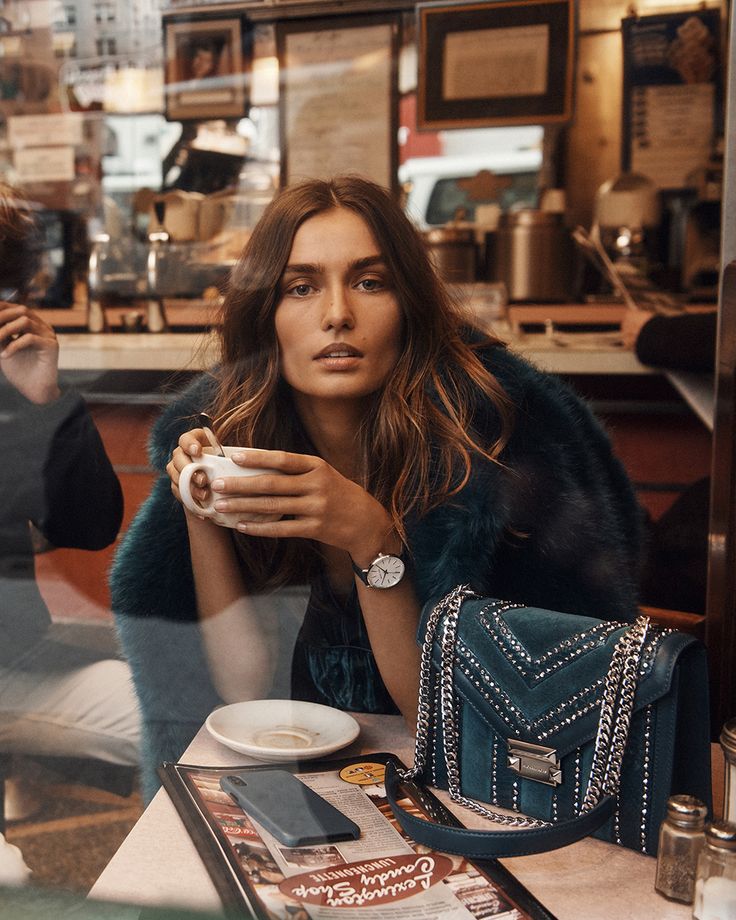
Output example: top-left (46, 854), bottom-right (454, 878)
top-left (417, 0), bottom-right (574, 129)
top-left (277, 14), bottom-right (400, 190)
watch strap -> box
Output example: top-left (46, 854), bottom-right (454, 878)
top-left (351, 558), bottom-right (370, 585)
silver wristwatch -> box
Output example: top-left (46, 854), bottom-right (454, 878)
top-left (351, 552), bottom-right (406, 589)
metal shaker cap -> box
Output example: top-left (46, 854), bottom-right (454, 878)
top-left (704, 820), bottom-right (736, 850)
top-left (720, 718), bottom-right (736, 759)
top-left (666, 794), bottom-right (708, 827)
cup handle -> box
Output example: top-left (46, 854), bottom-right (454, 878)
top-left (178, 461), bottom-right (213, 517)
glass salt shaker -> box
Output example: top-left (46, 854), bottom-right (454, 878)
top-left (655, 795), bottom-right (707, 902)
top-left (693, 821), bottom-right (736, 920)
top-left (720, 718), bottom-right (736, 824)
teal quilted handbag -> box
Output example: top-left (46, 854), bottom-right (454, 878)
top-left (386, 586), bottom-right (712, 857)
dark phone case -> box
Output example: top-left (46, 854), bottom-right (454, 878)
top-left (220, 770), bottom-right (361, 847)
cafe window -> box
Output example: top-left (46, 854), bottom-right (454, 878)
top-left (95, 2), bottom-right (116, 25)
top-left (0, 0), bottom-right (727, 910)
top-left (95, 37), bottom-right (117, 56)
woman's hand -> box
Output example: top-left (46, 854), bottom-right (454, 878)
top-left (620, 309), bottom-right (653, 350)
top-left (166, 428), bottom-right (212, 512)
top-left (208, 449), bottom-right (396, 560)
top-left (0, 304), bottom-right (60, 405)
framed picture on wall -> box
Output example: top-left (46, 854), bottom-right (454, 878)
top-left (417, 0), bottom-right (574, 129)
top-left (164, 13), bottom-right (252, 122)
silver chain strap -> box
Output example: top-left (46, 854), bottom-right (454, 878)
top-left (582, 615), bottom-right (650, 810)
top-left (402, 585), bottom-right (650, 827)
top-left (402, 585), bottom-right (475, 783)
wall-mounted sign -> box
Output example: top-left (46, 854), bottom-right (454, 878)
top-left (622, 9), bottom-right (721, 189)
top-left (277, 14), bottom-right (399, 189)
top-left (14, 146), bottom-right (75, 183)
top-left (417, 0), bottom-right (574, 129)
top-left (8, 113), bottom-right (84, 148)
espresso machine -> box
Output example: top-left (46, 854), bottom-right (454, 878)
top-left (679, 155), bottom-right (722, 301)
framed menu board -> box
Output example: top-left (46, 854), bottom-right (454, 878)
top-left (277, 14), bottom-right (400, 190)
top-left (622, 9), bottom-right (722, 189)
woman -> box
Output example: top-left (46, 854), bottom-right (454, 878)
top-left (112, 176), bottom-right (642, 799)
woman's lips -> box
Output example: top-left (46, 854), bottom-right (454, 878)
top-left (313, 344), bottom-right (363, 369)
top-left (315, 354), bottom-right (362, 370)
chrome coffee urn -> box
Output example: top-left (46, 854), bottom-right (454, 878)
top-left (486, 209), bottom-right (574, 302)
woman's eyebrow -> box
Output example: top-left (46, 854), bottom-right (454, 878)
top-left (282, 262), bottom-right (323, 277)
top-left (351, 256), bottom-right (385, 271)
top-left (282, 256), bottom-right (385, 277)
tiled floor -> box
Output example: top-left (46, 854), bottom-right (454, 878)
top-left (5, 778), bottom-right (143, 894)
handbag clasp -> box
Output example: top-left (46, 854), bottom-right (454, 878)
top-left (507, 739), bottom-right (562, 786)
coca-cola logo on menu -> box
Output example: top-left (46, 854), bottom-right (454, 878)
top-left (278, 853), bottom-right (453, 908)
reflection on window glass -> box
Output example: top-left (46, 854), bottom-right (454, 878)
top-left (426, 171), bottom-right (539, 225)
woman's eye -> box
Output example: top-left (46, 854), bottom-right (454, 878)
top-left (288, 283), bottom-right (313, 297)
top-left (357, 277), bottom-right (384, 292)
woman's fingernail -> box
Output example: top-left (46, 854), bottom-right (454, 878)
top-left (211, 479), bottom-right (224, 491)
top-left (232, 452), bottom-right (245, 463)
top-left (236, 523), bottom-right (248, 533)
top-left (214, 500), bottom-right (228, 511)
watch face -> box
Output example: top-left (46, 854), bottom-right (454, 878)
top-left (366, 554), bottom-right (405, 589)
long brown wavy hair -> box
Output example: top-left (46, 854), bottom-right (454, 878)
top-left (209, 176), bottom-right (514, 589)
top-left (0, 182), bottom-right (41, 298)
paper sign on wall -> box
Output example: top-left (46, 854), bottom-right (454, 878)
top-left (8, 113), bottom-right (84, 149)
top-left (14, 146), bottom-right (75, 183)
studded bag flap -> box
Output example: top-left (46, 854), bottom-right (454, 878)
top-left (385, 586), bottom-right (712, 857)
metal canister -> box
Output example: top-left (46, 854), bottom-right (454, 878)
top-left (720, 718), bottom-right (736, 824)
top-left (487, 210), bottom-right (574, 302)
top-left (423, 226), bottom-right (477, 283)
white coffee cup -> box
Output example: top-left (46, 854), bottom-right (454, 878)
top-left (178, 447), bottom-right (279, 528)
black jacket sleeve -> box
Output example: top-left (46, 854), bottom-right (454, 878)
top-left (635, 312), bottom-right (717, 373)
top-left (5, 389), bottom-right (124, 551)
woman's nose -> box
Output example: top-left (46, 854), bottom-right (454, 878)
top-left (321, 286), bottom-right (354, 330)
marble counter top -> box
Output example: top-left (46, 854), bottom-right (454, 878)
top-left (57, 331), bottom-right (219, 372)
top-left (55, 320), bottom-right (713, 430)
top-left (56, 328), bottom-right (652, 376)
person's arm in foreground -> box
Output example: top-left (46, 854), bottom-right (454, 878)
top-left (213, 448), bottom-right (421, 725)
top-left (167, 431), bottom-right (282, 703)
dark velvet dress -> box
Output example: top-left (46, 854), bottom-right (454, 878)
top-left (290, 575), bottom-right (399, 714)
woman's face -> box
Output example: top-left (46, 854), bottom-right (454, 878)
top-left (274, 207), bottom-right (404, 413)
top-left (191, 47), bottom-right (215, 80)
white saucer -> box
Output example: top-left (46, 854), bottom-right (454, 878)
top-left (205, 700), bottom-right (360, 761)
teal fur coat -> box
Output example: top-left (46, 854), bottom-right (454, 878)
top-left (111, 344), bottom-right (642, 799)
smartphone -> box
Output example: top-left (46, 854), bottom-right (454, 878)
top-left (220, 770), bottom-right (361, 847)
